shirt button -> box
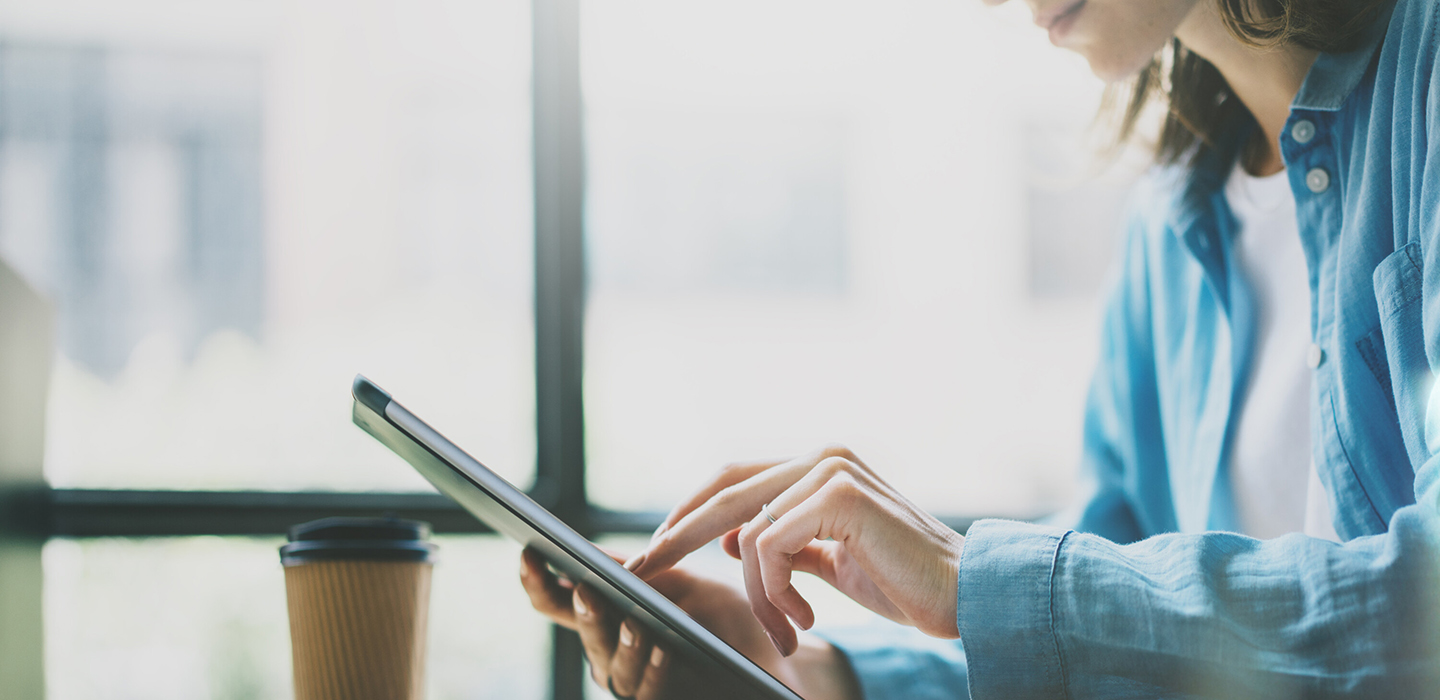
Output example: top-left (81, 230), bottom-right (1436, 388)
top-left (1307, 343), bottom-right (1325, 369)
top-left (1198, 234), bottom-right (1211, 250)
top-left (1305, 167), bottom-right (1330, 193)
top-left (1291, 119), bottom-right (1316, 144)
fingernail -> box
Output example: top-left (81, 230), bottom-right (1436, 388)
top-left (573, 591), bottom-right (589, 617)
top-left (766, 630), bottom-right (784, 656)
top-left (624, 552), bottom-right (647, 573)
top-left (520, 561), bottom-right (529, 580)
top-left (619, 623), bottom-right (636, 647)
top-left (649, 645), bottom-right (666, 667)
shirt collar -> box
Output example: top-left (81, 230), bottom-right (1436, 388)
top-left (1167, 0), bottom-right (1396, 234)
top-left (1292, 0), bottom-right (1396, 111)
top-left (1166, 119), bottom-right (1250, 236)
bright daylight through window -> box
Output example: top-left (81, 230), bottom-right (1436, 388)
top-left (582, 0), bottom-right (1137, 517)
top-left (0, 0), bottom-right (1139, 697)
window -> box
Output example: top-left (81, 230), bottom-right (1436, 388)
top-left (0, 0), bottom-right (1136, 698)
top-left (582, 0), bottom-right (1127, 518)
top-left (0, 2), bottom-right (536, 493)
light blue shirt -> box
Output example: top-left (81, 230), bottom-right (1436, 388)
top-left (820, 0), bottom-right (1440, 696)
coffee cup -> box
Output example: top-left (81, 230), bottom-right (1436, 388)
top-left (280, 516), bottom-right (437, 700)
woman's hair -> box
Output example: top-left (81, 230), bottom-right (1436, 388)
top-left (1109, 0), bottom-right (1389, 167)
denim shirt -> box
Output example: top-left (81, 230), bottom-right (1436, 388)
top-left (819, 0), bottom-right (1440, 696)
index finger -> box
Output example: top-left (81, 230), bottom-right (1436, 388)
top-left (629, 454), bottom-right (819, 579)
top-left (653, 457), bottom-right (787, 539)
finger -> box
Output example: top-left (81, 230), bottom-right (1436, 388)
top-left (788, 540), bottom-right (841, 584)
top-left (656, 457), bottom-right (786, 537)
top-left (757, 486), bottom-right (866, 632)
top-left (751, 457), bottom-right (874, 630)
top-left (721, 527), bottom-right (742, 559)
top-left (626, 458), bottom-right (788, 574)
top-left (607, 619), bottom-right (651, 698)
top-left (766, 456), bottom-right (963, 636)
top-left (633, 452), bottom-right (829, 578)
top-left (635, 644), bottom-right (670, 700)
top-left (594, 546), bottom-right (631, 566)
top-left (765, 453), bottom-right (887, 521)
top-left (791, 538), bottom-right (912, 625)
top-left (735, 529), bottom-right (850, 583)
top-left (787, 538), bottom-right (914, 623)
top-left (740, 511), bottom-right (798, 656)
top-left (572, 583), bottom-right (619, 689)
top-left (521, 549), bottom-right (578, 629)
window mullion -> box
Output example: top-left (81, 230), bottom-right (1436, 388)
top-left (532, 0), bottom-right (588, 696)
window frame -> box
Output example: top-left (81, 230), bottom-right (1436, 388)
top-left (0, 1), bottom-right (986, 697)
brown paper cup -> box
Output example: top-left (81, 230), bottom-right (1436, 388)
top-left (280, 517), bottom-right (437, 700)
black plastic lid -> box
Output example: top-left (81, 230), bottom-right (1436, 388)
top-left (279, 516), bottom-right (437, 565)
top-left (288, 516), bottom-right (430, 542)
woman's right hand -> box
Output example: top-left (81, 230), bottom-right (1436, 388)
top-left (518, 547), bottom-right (858, 700)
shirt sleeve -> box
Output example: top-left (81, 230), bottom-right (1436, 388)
top-left (814, 624), bottom-right (969, 700)
top-left (956, 137), bottom-right (1440, 698)
top-left (958, 511), bottom-right (1440, 699)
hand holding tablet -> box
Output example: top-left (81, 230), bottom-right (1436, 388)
top-left (350, 375), bottom-right (852, 700)
top-left (518, 547), bottom-right (800, 699)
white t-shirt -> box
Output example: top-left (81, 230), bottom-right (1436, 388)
top-left (1224, 163), bottom-right (1341, 542)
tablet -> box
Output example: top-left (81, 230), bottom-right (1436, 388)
top-left (351, 375), bottom-right (805, 700)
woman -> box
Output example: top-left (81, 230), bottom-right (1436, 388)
top-left (521, 0), bottom-right (1440, 696)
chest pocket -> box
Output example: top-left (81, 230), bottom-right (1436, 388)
top-left (1369, 241), bottom-right (1431, 469)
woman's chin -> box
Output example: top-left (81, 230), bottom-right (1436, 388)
top-left (1083, 49), bottom-right (1161, 85)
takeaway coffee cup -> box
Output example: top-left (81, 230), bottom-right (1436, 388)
top-left (280, 516), bottom-right (437, 700)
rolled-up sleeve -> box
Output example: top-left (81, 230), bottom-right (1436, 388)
top-left (955, 519), bottom-right (1069, 699)
top-left (955, 509), bottom-right (1440, 699)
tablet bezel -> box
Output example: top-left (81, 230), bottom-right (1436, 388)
top-left (351, 375), bottom-right (804, 700)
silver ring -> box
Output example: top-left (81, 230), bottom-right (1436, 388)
top-left (761, 502), bottom-right (778, 524)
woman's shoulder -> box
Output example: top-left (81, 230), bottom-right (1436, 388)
top-left (1377, 0), bottom-right (1439, 82)
top-left (1392, 0), bottom-right (1440, 40)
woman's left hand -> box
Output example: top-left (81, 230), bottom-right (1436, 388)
top-left (625, 444), bottom-right (965, 657)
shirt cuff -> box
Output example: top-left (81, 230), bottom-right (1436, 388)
top-left (957, 519), bottom-right (1070, 700)
top-left (814, 623), bottom-right (970, 700)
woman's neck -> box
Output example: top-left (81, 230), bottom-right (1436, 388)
top-left (1175, 1), bottom-right (1319, 176)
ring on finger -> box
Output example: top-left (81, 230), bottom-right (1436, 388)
top-left (607, 676), bottom-right (636, 700)
top-left (763, 501), bottom-right (833, 542)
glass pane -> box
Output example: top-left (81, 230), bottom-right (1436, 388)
top-left (44, 535), bottom-right (551, 700)
top-left (583, 0), bottom-right (1142, 517)
top-left (0, 0), bottom-right (535, 490)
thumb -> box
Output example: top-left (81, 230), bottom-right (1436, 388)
top-left (721, 527), bottom-right (742, 559)
top-left (726, 530), bottom-right (840, 584)
top-left (789, 541), bottom-right (842, 587)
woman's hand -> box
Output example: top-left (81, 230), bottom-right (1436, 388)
top-left (518, 548), bottom-right (859, 700)
top-left (625, 444), bottom-right (965, 656)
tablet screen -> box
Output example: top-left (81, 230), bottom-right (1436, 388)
top-left (351, 375), bottom-right (805, 700)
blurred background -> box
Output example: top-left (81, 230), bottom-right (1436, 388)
top-left (0, 0), bottom-right (1146, 697)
